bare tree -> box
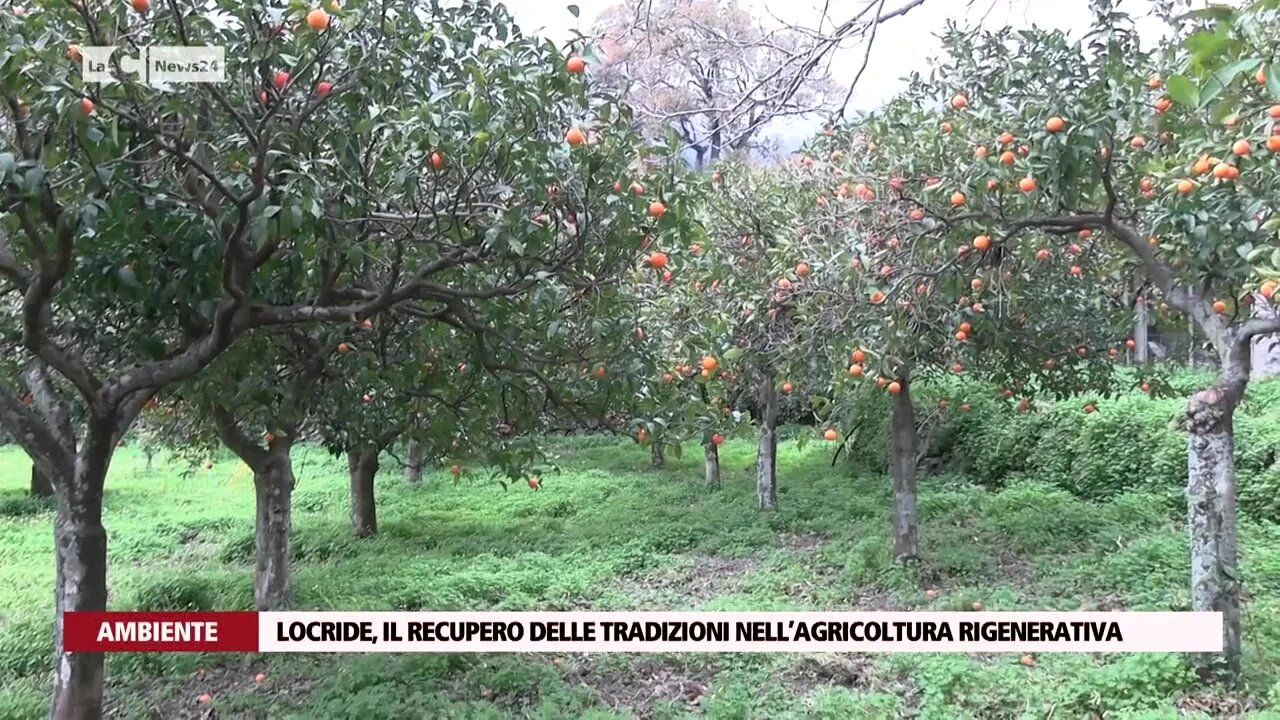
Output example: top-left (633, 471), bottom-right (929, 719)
top-left (590, 0), bottom-right (930, 167)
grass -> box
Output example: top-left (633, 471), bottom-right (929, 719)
top-left (2, 435), bottom-right (1280, 719)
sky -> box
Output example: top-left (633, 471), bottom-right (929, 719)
top-left (497, 0), bottom-right (1191, 151)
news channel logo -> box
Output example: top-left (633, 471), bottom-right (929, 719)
top-left (79, 46), bottom-right (225, 85)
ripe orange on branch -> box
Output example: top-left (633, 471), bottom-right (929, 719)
top-left (566, 56), bottom-right (586, 73)
top-left (306, 8), bottom-right (330, 30)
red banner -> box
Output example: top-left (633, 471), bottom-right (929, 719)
top-left (63, 612), bottom-right (259, 652)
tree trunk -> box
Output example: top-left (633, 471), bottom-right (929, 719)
top-left (1134, 297), bottom-right (1150, 364)
top-left (704, 442), bottom-right (721, 488)
top-left (756, 372), bottom-right (778, 511)
top-left (890, 374), bottom-right (918, 561)
top-left (50, 421), bottom-right (113, 720)
top-left (31, 463), bottom-right (54, 498)
top-left (253, 444), bottom-right (295, 610)
top-left (651, 441), bottom-right (665, 469)
top-left (1186, 380), bottom-right (1243, 681)
top-left (404, 440), bottom-right (425, 484)
top-left (348, 448), bottom-right (379, 538)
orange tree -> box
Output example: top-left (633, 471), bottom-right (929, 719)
top-left (636, 158), bottom-right (830, 508)
top-left (772, 126), bottom-right (1135, 561)
top-left (0, 0), bottom-right (672, 713)
top-left (819, 5), bottom-right (1280, 678)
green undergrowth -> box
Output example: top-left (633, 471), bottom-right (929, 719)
top-left (1, 426), bottom-right (1279, 718)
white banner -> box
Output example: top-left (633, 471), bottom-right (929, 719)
top-left (257, 611), bottom-right (1223, 653)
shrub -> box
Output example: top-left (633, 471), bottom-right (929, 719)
top-left (841, 376), bottom-right (1280, 520)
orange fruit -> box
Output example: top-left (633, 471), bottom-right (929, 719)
top-left (337, 342), bottom-right (350, 353)
top-left (955, 331), bottom-right (968, 341)
top-left (869, 291), bottom-right (886, 304)
top-left (973, 234), bottom-right (991, 251)
top-left (712, 433), bottom-right (725, 446)
top-left (701, 356), bottom-right (718, 371)
top-left (430, 151), bottom-right (445, 170)
top-left (565, 127), bottom-right (586, 145)
top-left (1154, 97), bottom-right (1171, 113)
top-left (1259, 280), bottom-right (1276, 299)
top-left (648, 200), bottom-right (667, 217)
top-left (1020, 655), bottom-right (1035, 667)
top-left (975, 146), bottom-right (989, 159)
top-left (951, 94), bottom-right (968, 109)
top-left (1269, 105), bottom-right (1280, 119)
top-left (1018, 177), bottom-right (1037, 192)
top-left (306, 8), bottom-right (329, 30)
top-left (999, 150), bottom-right (1016, 165)
top-left (796, 262), bottom-right (811, 277)
top-left (1267, 136), bottom-right (1280, 152)
top-left (1035, 248), bottom-right (1050, 261)
top-left (953, 362), bottom-right (965, 373)
top-left (887, 381), bottom-right (902, 394)
top-left (1130, 135), bottom-right (1146, 149)
top-left (852, 349), bottom-right (867, 363)
top-left (1141, 383), bottom-right (1151, 393)
top-left (1224, 114), bottom-right (1240, 127)
top-left (1177, 179), bottom-right (1195, 193)
top-left (970, 277), bottom-right (983, 290)
top-left (940, 121), bottom-right (953, 133)
top-left (986, 178), bottom-right (999, 190)
top-left (849, 364), bottom-right (864, 377)
top-left (131, 0), bottom-right (150, 11)
top-left (823, 428), bottom-right (839, 441)
top-left (1045, 116), bottom-right (1065, 132)
top-left (79, 97), bottom-right (95, 115)
top-left (1139, 177), bottom-right (1154, 191)
top-left (950, 192), bottom-right (966, 207)
top-left (909, 208), bottom-right (925, 220)
top-left (777, 277), bottom-right (792, 290)
top-left (998, 131), bottom-right (1014, 146)
top-left (1084, 403), bottom-right (1096, 414)
top-left (1213, 300), bottom-right (1228, 314)
top-left (566, 56), bottom-right (587, 74)
top-left (1070, 265), bottom-right (1082, 276)
top-left (1232, 139), bottom-right (1252, 156)
top-left (68, 44), bottom-right (84, 62)
top-left (781, 382), bottom-right (793, 394)
top-left (594, 366), bottom-right (606, 378)
top-left (1258, 66), bottom-right (1269, 85)
top-left (647, 252), bottom-right (668, 269)
top-left (1148, 75), bottom-right (1163, 89)
top-left (197, 693), bottom-right (212, 704)
top-left (959, 322), bottom-right (972, 334)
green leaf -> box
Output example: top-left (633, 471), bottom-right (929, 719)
top-left (723, 347), bottom-right (744, 362)
top-left (263, 205), bottom-right (282, 218)
top-left (567, 4), bottom-right (579, 17)
top-left (1267, 65), bottom-right (1280, 100)
top-left (0, 152), bottom-right (14, 178)
top-left (1166, 75), bottom-right (1199, 106)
